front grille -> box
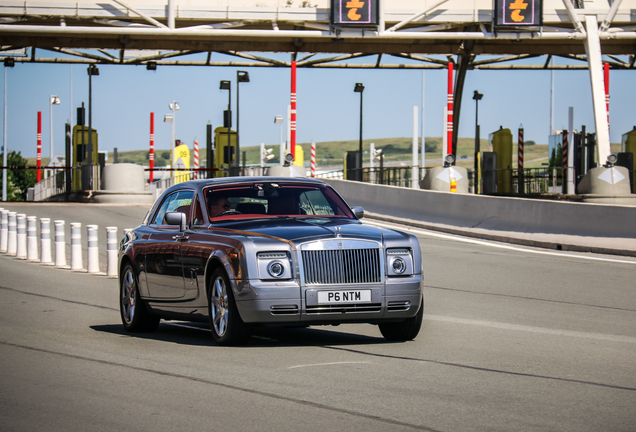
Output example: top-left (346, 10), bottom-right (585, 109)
top-left (306, 303), bottom-right (382, 314)
top-left (301, 248), bottom-right (381, 285)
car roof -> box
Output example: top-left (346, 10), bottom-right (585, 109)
top-left (163, 176), bottom-right (330, 194)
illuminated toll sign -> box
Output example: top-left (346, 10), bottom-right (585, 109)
top-left (331, 0), bottom-right (379, 25)
top-left (493, 0), bottom-right (543, 27)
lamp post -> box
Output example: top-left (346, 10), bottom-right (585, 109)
top-left (86, 64), bottom-right (99, 178)
top-left (220, 80), bottom-right (232, 169)
top-left (2, 58), bottom-right (15, 202)
top-left (168, 101), bottom-right (179, 147)
top-left (274, 115), bottom-right (284, 165)
top-left (354, 83), bottom-right (364, 181)
top-left (473, 90), bottom-right (483, 194)
top-left (236, 71), bottom-right (249, 168)
top-left (49, 95), bottom-right (60, 164)
top-left (354, 83), bottom-right (364, 156)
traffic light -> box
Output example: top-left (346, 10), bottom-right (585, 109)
top-left (260, 144), bottom-right (275, 167)
top-left (373, 148), bottom-right (383, 161)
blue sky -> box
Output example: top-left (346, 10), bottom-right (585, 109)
top-left (2, 51), bottom-right (635, 161)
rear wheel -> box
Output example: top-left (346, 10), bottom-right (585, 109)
top-left (208, 268), bottom-right (252, 346)
top-left (379, 298), bottom-right (424, 341)
top-left (120, 263), bottom-right (160, 332)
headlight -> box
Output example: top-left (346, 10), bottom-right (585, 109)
top-left (391, 257), bottom-right (406, 274)
top-left (386, 248), bottom-right (413, 277)
top-left (267, 261), bottom-right (285, 278)
top-left (257, 251), bottom-right (292, 280)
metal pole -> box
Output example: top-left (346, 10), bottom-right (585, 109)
top-left (359, 90), bottom-right (363, 156)
top-left (412, 105), bottom-right (418, 188)
top-left (236, 74), bottom-right (240, 168)
top-left (2, 67), bottom-right (7, 202)
top-left (227, 87), bottom-right (231, 168)
top-left (421, 70), bottom-right (425, 169)
top-left (50, 96), bottom-right (53, 163)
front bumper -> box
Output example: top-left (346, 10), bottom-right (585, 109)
top-left (235, 274), bottom-right (422, 324)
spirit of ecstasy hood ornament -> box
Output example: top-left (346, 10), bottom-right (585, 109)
top-left (335, 226), bottom-right (341, 237)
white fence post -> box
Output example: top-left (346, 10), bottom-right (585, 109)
top-left (27, 216), bottom-right (38, 261)
top-left (7, 212), bottom-right (17, 256)
top-left (0, 209), bottom-right (7, 253)
top-left (16, 214), bottom-right (27, 259)
top-left (87, 224), bottom-right (99, 274)
top-left (70, 222), bottom-right (83, 271)
top-left (106, 226), bottom-right (118, 277)
top-left (39, 218), bottom-right (53, 264)
top-left (54, 220), bottom-right (67, 267)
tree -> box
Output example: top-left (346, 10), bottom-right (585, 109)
top-left (0, 150), bottom-right (37, 201)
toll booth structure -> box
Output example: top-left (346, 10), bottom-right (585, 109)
top-left (72, 125), bottom-right (99, 191)
top-left (621, 127), bottom-right (636, 193)
top-left (214, 126), bottom-right (237, 177)
top-left (486, 127), bottom-right (513, 194)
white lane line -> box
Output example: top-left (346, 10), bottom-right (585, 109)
top-left (365, 220), bottom-right (636, 265)
top-left (426, 314), bottom-right (636, 344)
top-left (288, 361), bottom-right (373, 369)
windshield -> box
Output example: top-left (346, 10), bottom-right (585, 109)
top-left (204, 182), bottom-right (355, 222)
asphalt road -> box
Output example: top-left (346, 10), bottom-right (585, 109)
top-left (1, 207), bottom-right (635, 432)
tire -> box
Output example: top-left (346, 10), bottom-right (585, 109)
top-left (120, 262), bottom-right (160, 332)
top-left (379, 297), bottom-right (424, 342)
top-left (208, 268), bottom-right (252, 346)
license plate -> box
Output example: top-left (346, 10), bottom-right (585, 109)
top-left (317, 290), bottom-right (371, 304)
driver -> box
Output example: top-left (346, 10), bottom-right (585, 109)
top-left (208, 196), bottom-right (231, 218)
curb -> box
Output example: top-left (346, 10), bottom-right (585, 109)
top-left (365, 212), bottom-right (636, 258)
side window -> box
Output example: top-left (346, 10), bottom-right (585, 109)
top-left (299, 190), bottom-right (335, 215)
top-left (150, 190), bottom-right (194, 225)
top-left (192, 197), bottom-right (205, 225)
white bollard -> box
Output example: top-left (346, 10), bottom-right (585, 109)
top-left (0, 208), bottom-right (7, 253)
top-left (39, 218), bottom-right (53, 264)
top-left (54, 220), bottom-right (68, 267)
top-left (87, 224), bottom-right (99, 274)
top-left (16, 214), bottom-right (27, 259)
top-left (27, 216), bottom-right (39, 261)
top-left (7, 212), bottom-right (17, 256)
top-left (106, 226), bottom-right (118, 277)
top-left (70, 222), bottom-right (83, 271)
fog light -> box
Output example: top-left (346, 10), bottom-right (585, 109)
top-left (392, 257), bottom-right (406, 274)
top-left (267, 261), bottom-right (285, 278)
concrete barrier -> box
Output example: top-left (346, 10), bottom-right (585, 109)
top-left (87, 225), bottom-right (99, 274)
top-left (27, 216), bottom-right (38, 261)
top-left (54, 220), bottom-right (67, 267)
top-left (71, 223), bottom-right (83, 271)
top-left (325, 179), bottom-right (636, 240)
top-left (16, 214), bottom-right (27, 259)
top-left (7, 212), bottom-right (17, 256)
top-left (0, 209), bottom-right (7, 253)
top-left (39, 218), bottom-right (53, 264)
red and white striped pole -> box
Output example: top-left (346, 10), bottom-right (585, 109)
top-left (193, 139), bottom-right (199, 179)
top-left (310, 141), bottom-right (316, 178)
top-left (518, 125), bottom-right (524, 171)
top-left (290, 61), bottom-right (297, 160)
top-left (36, 111), bottom-right (42, 182)
top-left (149, 112), bottom-right (155, 183)
top-left (446, 62), bottom-right (454, 158)
top-left (604, 62), bottom-right (610, 131)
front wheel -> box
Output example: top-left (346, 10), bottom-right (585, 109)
top-left (208, 268), bottom-right (252, 346)
top-left (378, 298), bottom-right (424, 342)
top-left (120, 263), bottom-right (160, 332)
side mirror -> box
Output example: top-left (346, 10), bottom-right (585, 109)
top-left (165, 212), bottom-right (187, 231)
top-left (351, 206), bottom-right (364, 219)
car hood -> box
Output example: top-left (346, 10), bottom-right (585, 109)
top-left (212, 217), bottom-right (383, 243)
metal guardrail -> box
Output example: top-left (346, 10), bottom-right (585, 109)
top-left (316, 165), bottom-right (577, 196)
